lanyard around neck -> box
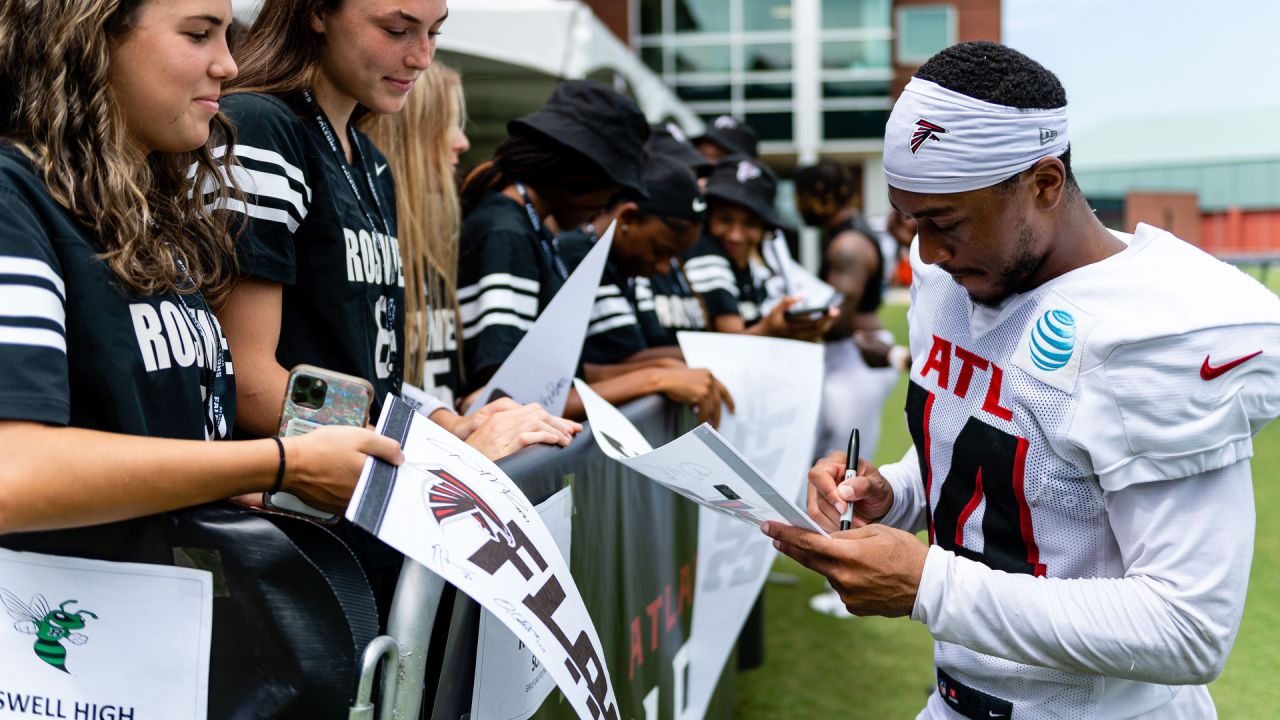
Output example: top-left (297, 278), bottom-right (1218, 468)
top-left (303, 89), bottom-right (392, 240)
top-left (514, 181), bottom-right (569, 281)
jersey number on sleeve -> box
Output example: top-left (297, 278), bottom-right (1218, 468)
top-left (906, 382), bottom-right (1045, 576)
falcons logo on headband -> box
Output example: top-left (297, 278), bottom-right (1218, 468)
top-left (910, 118), bottom-right (949, 155)
top-left (426, 469), bottom-right (513, 545)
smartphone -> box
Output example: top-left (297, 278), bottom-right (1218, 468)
top-left (263, 365), bottom-right (374, 523)
top-left (785, 293), bottom-right (843, 321)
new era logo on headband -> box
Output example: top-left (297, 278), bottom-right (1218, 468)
top-left (910, 119), bottom-right (948, 155)
top-left (736, 160), bottom-right (762, 183)
top-left (1039, 128), bottom-right (1058, 146)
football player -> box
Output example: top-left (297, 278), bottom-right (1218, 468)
top-left (765, 41), bottom-right (1280, 719)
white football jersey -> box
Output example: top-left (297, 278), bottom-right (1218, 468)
top-left (904, 223), bottom-right (1280, 719)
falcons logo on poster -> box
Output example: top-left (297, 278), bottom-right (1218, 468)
top-left (910, 118), bottom-right (948, 155)
top-left (426, 469), bottom-right (514, 546)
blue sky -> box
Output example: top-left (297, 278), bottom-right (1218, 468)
top-left (1003, 0), bottom-right (1280, 134)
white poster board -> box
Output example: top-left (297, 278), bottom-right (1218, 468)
top-left (0, 548), bottom-right (213, 720)
top-left (677, 332), bottom-right (824, 720)
top-left (573, 379), bottom-right (823, 535)
top-left (349, 397), bottom-right (618, 720)
top-left (469, 222), bottom-right (616, 417)
top-left (471, 487), bottom-right (574, 720)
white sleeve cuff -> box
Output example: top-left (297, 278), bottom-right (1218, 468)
top-left (877, 446), bottom-right (927, 532)
top-left (400, 382), bottom-right (449, 418)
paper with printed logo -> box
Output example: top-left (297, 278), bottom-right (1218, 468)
top-left (0, 548), bottom-right (212, 720)
top-left (678, 331), bottom-right (823, 720)
top-left (471, 487), bottom-right (573, 720)
top-left (349, 396), bottom-right (617, 720)
top-left (467, 222), bottom-right (616, 417)
top-left (573, 379), bottom-right (824, 535)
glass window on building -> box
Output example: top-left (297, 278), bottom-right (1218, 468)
top-left (675, 0), bottom-right (730, 33)
top-left (743, 82), bottom-right (792, 100)
top-left (822, 0), bottom-right (891, 29)
top-left (640, 0), bottom-right (664, 35)
top-left (896, 5), bottom-right (956, 64)
top-left (676, 82), bottom-right (733, 102)
top-left (745, 112), bottom-right (793, 142)
top-left (824, 109), bottom-right (890, 139)
top-left (743, 0), bottom-right (793, 31)
top-left (742, 42), bottom-right (792, 72)
top-left (674, 43), bottom-right (732, 74)
top-left (822, 39), bottom-right (891, 71)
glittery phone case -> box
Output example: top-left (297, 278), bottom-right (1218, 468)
top-left (277, 364), bottom-right (374, 437)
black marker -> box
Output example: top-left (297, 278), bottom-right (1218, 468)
top-left (838, 428), bottom-right (860, 531)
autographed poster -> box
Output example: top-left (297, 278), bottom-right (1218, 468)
top-left (573, 379), bottom-right (823, 535)
top-left (468, 222), bottom-right (616, 417)
top-left (472, 487), bottom-right (574, 720)
top-left (350, 397), bottom-right (619, 720)
top-left (0, 548), bottom-right (213, 720)
top-left (678, 332), bottom-right (823, 720)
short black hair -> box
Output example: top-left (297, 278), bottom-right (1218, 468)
top-left (915, 41), bottom-right (1076, 190)
top-left (794, 159), bottom-right (857, 223)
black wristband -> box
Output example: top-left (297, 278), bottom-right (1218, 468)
top-left (269, 436), bottom-right (286, 494)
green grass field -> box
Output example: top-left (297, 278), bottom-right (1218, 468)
top-left (736, 279), bottom-right (1280, 718)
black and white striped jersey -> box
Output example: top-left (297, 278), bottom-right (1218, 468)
top-left (557, 229), bottom-right (646, 365)
top-left (457, 192), bottom-right (566, 389)
top-left (633, 260), bottom-right (708, 348)
top-left (682, 233), bottom-right (770, 326)
top-left (0, 143), bottom-right (236, 562)
top-left (0, 144), bottom-right (234, 439)
top-left (212, 92), bottom-right (404, 420)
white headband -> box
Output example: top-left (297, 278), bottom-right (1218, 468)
top-left (883, 77), bottom-right (1069, 194)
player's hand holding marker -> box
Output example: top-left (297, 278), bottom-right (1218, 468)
top-left (806, 447), bottom-right (894, 531)
top-left (760, 434), bottom-right (927, 617)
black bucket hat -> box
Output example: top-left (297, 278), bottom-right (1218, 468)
top-left (694, 115), bottom-right (759, 159)
top-left (646, 122), bottom-right (713, 177)
top-left (703, 156), bottom-right (785, 230)
top-left (509, 79), bottom-right (650, 197)
top-left (637, 155), bottom-right (706, 224)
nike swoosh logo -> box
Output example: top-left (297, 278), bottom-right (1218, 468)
top-left (1201, 350), bottom-right (1263, 380)
top-left (376, 163), bottom-right (388, 176)
top-left (692, 198), bottom-right (707, 213)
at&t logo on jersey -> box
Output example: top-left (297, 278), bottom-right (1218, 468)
top-left (1029, 309), bottom-right (1076, 371)
top-left (1012, 293), bottom-right (1093, 394)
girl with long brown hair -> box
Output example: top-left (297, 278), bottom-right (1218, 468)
top-left (217, 1), bottom-right (575, 467)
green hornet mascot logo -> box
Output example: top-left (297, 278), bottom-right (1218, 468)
top-left (2, 590), bottom-right (97, 673)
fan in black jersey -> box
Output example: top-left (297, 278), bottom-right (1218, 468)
top-left (558, 155), bottom-right (707, 364)
top-left (0, 0), bottom-right (403, 662)
top-left (554, 156), bottom-right (735, 426)
top-left (365, 63), bottom-right (581, 458)
top-left (684, 156), bottom-right (835, 340)
top-left (456, 80), bottom-right (648, 392)
top-left (769, 42), bottom-right (1280, 719)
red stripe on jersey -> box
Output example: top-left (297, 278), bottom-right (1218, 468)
top-left (954, 468), bottom-right (984, 547)
top-left (1010, 436), bottom-right (1045, 576)
top-left (923, 391), bottom-right (937, 546)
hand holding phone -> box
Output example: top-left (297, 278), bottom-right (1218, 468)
top-left (264, 365), bottom-right (374, 523)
